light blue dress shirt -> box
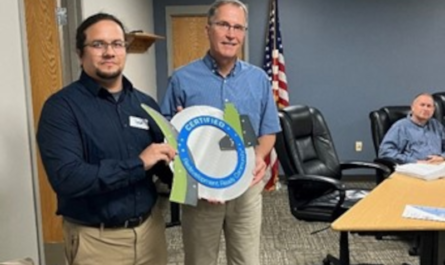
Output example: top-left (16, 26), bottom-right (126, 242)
top-left (161, 53), bottom-right (281, 137)
top-left (378, 115), bottom-right (445, 163)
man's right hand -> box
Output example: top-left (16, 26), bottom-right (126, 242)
top-left (139, 143), bottom-right (176, 170)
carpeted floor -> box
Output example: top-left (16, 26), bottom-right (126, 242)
top-left (161, 182), bottom-right (419, 265)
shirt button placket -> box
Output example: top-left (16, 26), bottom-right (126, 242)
top-left (222, 78), bottom-right (229, 105)
top-left (117, 105), bottom-right (127, 128)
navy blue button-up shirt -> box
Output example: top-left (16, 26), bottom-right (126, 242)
top-left (37, 71), bottom-right (171, 225)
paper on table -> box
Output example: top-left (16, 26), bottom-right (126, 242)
top-left (395, 162), bottom-right (445, 181)
top-left (402, 205), bottom-right (445, 222)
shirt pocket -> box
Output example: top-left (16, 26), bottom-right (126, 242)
top-left (236, 96), bottom-right (261, 135)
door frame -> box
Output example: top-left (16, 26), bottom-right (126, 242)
top-left (17, 0), bottom-right (45, 263)
top-left (165, 5), bottom-right (249, 75)
top-left (21, 0), bottom-right (83, 263)
top-left (59, 0), bottom-right (83, 85)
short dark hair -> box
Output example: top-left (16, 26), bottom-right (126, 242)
top-left (76, 13), bottom-right (126, 57)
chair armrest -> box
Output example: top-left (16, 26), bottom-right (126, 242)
top-left (373, 157), bottom-right (400, 171)
top-left (288, 174), bottom-right (346, 220)
top-left (340, 160), bottom-right (391, 175)
top-left (287, 174), bottom-right (346, 191)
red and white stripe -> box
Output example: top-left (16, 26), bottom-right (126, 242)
top-left (263, 0), bottom-right (289, 191)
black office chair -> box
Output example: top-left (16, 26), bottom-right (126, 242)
top-left (153, 165), bottom-right (181, 228)
top-left (275, 105), bottom-right (389, 265)
top-left (369, 106), bottom-right (411, 183)
top-left (158, 182), bottom-right (181, 228)
top-left (166, 197), bottom-right (181, 228)
top-left (369, 106), bottom-right (412, 156)
top-left (432, 92), bottom-right (445, 125)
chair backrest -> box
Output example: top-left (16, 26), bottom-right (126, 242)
top-left (432, 92), bottom-right (445, 125)
top-left (369, 106), bottom-right (411, 156)
top-left (276, 105), bottom-right (342, 180)
top-left (275, 105), bottom-right (350, 221)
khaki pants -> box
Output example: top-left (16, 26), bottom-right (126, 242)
top-left (182, 183), bottom-right (263, 265)
top-left (63, 205), bottom-right (167, 265)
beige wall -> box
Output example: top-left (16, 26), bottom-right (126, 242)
top-left (81, 0), bottom-right (159, 99)
top-left (0, 0), bottom-right (41, 263)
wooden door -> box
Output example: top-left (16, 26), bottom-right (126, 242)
top-left (24, 0), bottom-right (64, 243)
top-left (171, 15), bottom-right (209, 70)
top-left (170, 14), bottom-right (244, 70)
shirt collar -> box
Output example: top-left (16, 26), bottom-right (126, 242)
top-left (79, 70), bottom-right (134, 97)
top-left (202, 52), bottom-right (240, 77)
top-left (407, 113), bottom-right (431, 127)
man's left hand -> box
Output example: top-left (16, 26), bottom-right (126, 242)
top-left (425, 155), bottom-right (445, 164)
top-left (251, 155), bottom-right (266, 187)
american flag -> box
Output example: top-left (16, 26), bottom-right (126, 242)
top-left (263, 0), bottom-right (289, 191)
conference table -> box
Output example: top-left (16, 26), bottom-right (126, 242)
top-left (332, 172), bottom-right (445, 265)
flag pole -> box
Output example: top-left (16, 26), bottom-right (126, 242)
top-left (271, 0), bottom-right (277, 51)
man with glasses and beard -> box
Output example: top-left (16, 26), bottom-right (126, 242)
top-left (37, 13), bottom-right (175, 265)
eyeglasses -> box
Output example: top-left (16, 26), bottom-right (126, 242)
top-left (84, 40), bottom-right (127, 52)
top-left (210, 21), bottom-right (247, 33)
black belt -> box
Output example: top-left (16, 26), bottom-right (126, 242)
top-left (64, 211), bottom-right (151, 229)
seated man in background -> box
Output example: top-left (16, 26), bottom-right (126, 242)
top-left (379, 93), bottom-right (445, 164)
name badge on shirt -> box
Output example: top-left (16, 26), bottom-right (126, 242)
top-left (129, 116), bottom-right (149, 130)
